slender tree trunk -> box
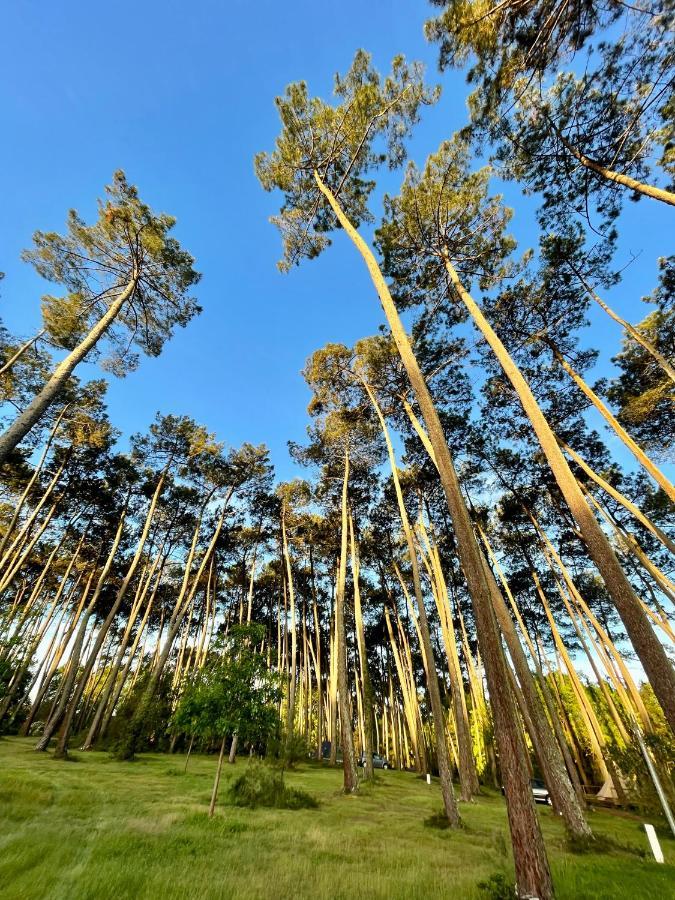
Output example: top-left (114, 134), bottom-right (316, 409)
top-left (209, 736), bottom-right (227, 817)
top-left (229, 734), bottom-right (238, 764)
top-left (0, 278), bottom-right (138, 466)
top-left (552, 122), bottom-right (675, 207)
top-left (117, 500), bottom-right (227, 760)
top-left (549, 342), bottom-right (675, 504)
top-left (349, 514), bottom-right (375, 781)
top-left (486, 537), bottom-right (586, 803)
top-left (315, 172), bottom-right (552, 898)
top-left (560, 440), bottom-right (675, 557)
top-left (336, 446), bottom-right (358, 793)
top-left (481, 547), bottom-right (592, 837)
top-left (0, 404), bottom-right (69, 560)
top-left (282, 505), bottom-right (297, 736)
top-left (55, 474), bottom-right (165, 756)
top-left (310, 548), bottom-right (323, 761)
top-left (417, 520), bottom-right (480, 798)
top-left (35, 511), bottom-right (127, 752)
top-left (442, 258), bottom-right (675, 734)
top-left (366, 393), bottom-right (462, 815)
top-left (571, 269), bottom-right (675, 384)
top-left (0, 328), bottom-right (46, 377)
top-left (83, 543), bottom-right (166, 749)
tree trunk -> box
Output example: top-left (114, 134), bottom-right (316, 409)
top-left (117, 501), bottom-right (227, 760)
top-left (349, 515), bottom-right (375, 780)
top-left (560, 440), bottom-right (675, 557)
top-left (0, 328), bottom-right (46, 377)
top-left (336, 447), bottom-right (358, 793)
top-left (550, 343), bottom-right (675, 504)
top-left (314, 172), bottom-right (552, 898)
top-left (0, 278), bottom-right (138, 466)
top-left (209, 736), bottom-right (227, 817)
top-left (362, 381), bottom-right (462, 818)
top-left (552, 123), bottom-right (675, 207)
top-left (442, 258), bottom-right (675, 734)
top-left (56, 474), bottom-right (165, 755)
top-left (282, 505), bottom-right (297, 736)
top-left (484, 552), bottom-right (592, 837)
top-left (229, 734), bottom-right (238, 764)
top-left (417, 519), bottom-right (480, 798)
top-left (572, 269), bottom-right (675, 384)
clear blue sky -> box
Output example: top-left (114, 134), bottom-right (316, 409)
top-left (1, 0), bottom-right (673, 482)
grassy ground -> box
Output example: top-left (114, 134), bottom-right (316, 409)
top-left (0, 737), bottom-right (673, 899)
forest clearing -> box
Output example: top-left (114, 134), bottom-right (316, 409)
top-left (1, 737), bottom-right (674, 900)
top-left (1, 2), bottom-right (675, 898)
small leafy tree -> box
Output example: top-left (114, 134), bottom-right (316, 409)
top-left (171, 624), bottom-right (282, 817)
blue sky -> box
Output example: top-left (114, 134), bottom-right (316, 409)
top-left (1, 0), bottom-right (673, 483)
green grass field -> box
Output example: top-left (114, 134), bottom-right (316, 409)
top-left (0, 737), bottom-right (673, 899)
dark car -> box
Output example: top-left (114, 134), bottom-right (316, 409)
top-left (501, 779), bottom-right (551, 805)
top-left (358, 753), bottom-right (391, 770)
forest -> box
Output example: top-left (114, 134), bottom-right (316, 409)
top-left (1, 3), bottom-right (674, 899)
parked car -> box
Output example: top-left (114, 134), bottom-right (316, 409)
top-left (358, 753), bottom-right (391, 770)
top-left (501, 779), bottom-right (551, 805)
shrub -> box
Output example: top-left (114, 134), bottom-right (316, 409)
top-left (477, 873), bottom-right (516, 899)
top-left (228, 761), bottom-right (318, 810)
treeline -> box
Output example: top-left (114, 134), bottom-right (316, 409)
top-left (1, 4), bottom-right (674, 898)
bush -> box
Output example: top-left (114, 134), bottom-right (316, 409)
top-left (477, 873), bottom-right (516, 899)
top-left (228, 761), bottom-right (318, 810)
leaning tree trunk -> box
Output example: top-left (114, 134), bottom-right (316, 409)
top-left (443, 257), bottom-right (675, 734)
top-left (362, 379), bottom-right (462, 819)
top-left (416, 519), bottom-right (480, 798)
top-left (549, 342), bottom-right (675, 504)
top-left (349, 516), bottom-right (375, 781)
top-left (209, 737), bottom-right (227, 818)
top-left (35, 511), bottom-right (127, 752)
top-left (0, 403), bottom-right (69, 560)
top-left (0, 328), bottom-right (46, 377)
top-left (479, 543), bottom-right (592, 838)
top-left (55, 472), bottom-right (165, 756)
top-left (571, 269), bottom-right (675, 384)
top-left (482, 528), bottom-right (586, 803)
top-left (117, 499), bottom-right (226, 760)
top-left (281, 504), bottom-right (297, 736)
top-left (315, 172), bottom-right (552, 899)
top-left (560, 440), bottom-right (675, 557)
top-left (336, 446), bottom-right (358, 794)
top-left (0, 278), bottom-right (138, 466)
top-left (551, 123), bottom-right (675, 208)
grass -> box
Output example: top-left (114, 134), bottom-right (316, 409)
top-left (0, 736), bottom-right (673, 899)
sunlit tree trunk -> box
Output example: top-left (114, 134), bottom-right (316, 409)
top-left (349, 515), bottom-right (375, 780)
top-left (313, 172), bottom-right (552, 897)
top-left (552, 122), bottom-right (675, 207)
top-left (335, 446), bottom-right (358, 793)
top-left (35, 508), bottom-right (127, 752)
top-left (571, 269), bottom-right (675, 384)
top-left (0, 277), bottom-right (138, 466)
top-left (549, 343), bottom-right (675, 504)
top-left (560, 440), bottom-right (675, 557)
top-left (442, 256), bottom-right (675, 733)
top-left (477, 528), bottom-right (592, 837)
top-left (416, 520), bottom-right (479, 799)
top-left (0, 403), bottom-right (69, 560)
top-left (282, 502), bottom-right (297, 736)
